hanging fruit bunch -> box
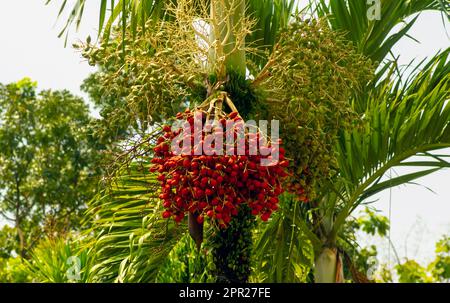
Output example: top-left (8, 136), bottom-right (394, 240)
top-left (150, 93), bottom-right (289, 229)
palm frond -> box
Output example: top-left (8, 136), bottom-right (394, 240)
top-left (310, 0), bottom-right (449, 64)
top-left (246, 0), bottom-right (296, 71)
top-left (46, 0), bottom-right (166, 44)
top-left (26, 237), bottom-right (94, 283)
top-left (252, 194), bottom-right (315, 282)
top-left (85, 161), bottom-right (186, 282)
top-left (331, 49), bottom-right (450, 236)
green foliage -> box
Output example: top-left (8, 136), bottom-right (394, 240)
top-left (156, 234), bottom-right (214, 283)
top-left (353, 245), bottom-right (378, 276)
top-left (0, 78), bottom-right (101, 257)
top-left (338, 50), bottom-right (450, 191)
top-left (396, 260), bottom-right (430, 283)
top-left (84, 161), bottom-right (185, 282)
top-left (47, 0), bottom-right (172, 45)
top-left (245, 0), bottom-right (296, 74)
top-left (330, 50), bottom-right (450, 244)
top-left (26, 236), bottom-right (93, 283)
top-left (392, 236), bottom-right (450, 283)
top-left (339, 208), bottom-right (389, 281)
top-left (280, 0), bottom-right (450, 282)
top-left (348, 213), bottom-right (450, 283)
top-left (429, 236), bottom-right (450, 282)
top-left (0, 226), bottom-right (17, 259)
top-left (252, 194), bottom-right (315, 283)
top-left (81, 73), bottom-right (132, 146)
top-left (355, 208), bottom-right (389, 237)
top-left (311, 0), bottom-right (449, 64)
top-left (0, 257), bottom-right (30, 283)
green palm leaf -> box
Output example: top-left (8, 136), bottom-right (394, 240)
top-left (253, 194), bottom-right (316, 282)
top-left (246, 0), bottom-right (296, 70)
top-left (310, 0), bottom-right (449, 64)
top-left (85, 161), bottom-right (186, 282)
top-left (331, 49), bottom-right (450, 239)
top-left (26, 237), bottom-right (94, 283)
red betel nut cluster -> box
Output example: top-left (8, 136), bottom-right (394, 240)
top-left (150, 109), bottom-right (289, 228)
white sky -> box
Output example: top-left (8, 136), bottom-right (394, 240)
top-left (0, 1), bottom-right (98, 98)
top-left (0, 1), bottom-right (449, 269)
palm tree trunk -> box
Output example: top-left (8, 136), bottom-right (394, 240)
top-left (314, 247), bottom-right (344, 283)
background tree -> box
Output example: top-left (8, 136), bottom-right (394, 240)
top-left (348, 212), bottom-right (450, 283)
top-left (0, 78), bottom-right (101, 258)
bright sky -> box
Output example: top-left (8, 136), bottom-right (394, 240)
top-left (0, 1), bottom-right (98, 97)
top-left (0, 1), bottom-right (449, 270)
